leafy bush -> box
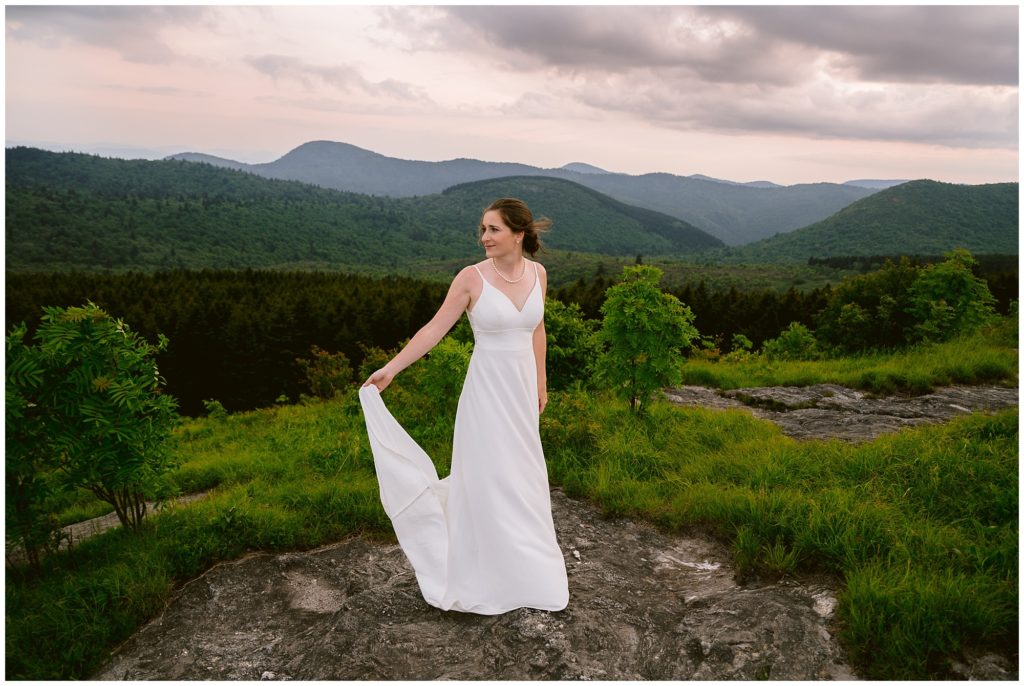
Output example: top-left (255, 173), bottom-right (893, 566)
top-left (594, 265), bottom-right (699, 415)
top-left (202, 399), bottom-right (228, 420)
top-left (6, 302), bottom-right (180, 547)
top-left (761, 322), bottom-right (821, 361)
top-left (724, 333), bottom-right (754, 362)
top-left (543, 298), bottom-right (602, 390)
top-left (907, 248), bottom-right (998, 343)
top-left (815, 249), bottom-right (1000, 353)
top-left (295, 344), bottom-right (353, 399)
top-left (815, 256), bottom-right (919, 352)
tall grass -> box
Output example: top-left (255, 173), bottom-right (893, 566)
top-left (683, 326), bottom-right (1017, 393)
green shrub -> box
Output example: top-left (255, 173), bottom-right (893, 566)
top-left (420, 336), bottom-right (472, 417)
top-left (202, 399), bottom-right (228, 420)
top-left (724, 333), bottom-right (754, 362)
top-left (6, 302), bottom-right (180, 572)
top-left (907, 248), bottom-right (998, 343)
top-left (594, 265), bottom-right (699, 415)
top-left (295, 344), bottom-right (353, 399)
top-left (761, 322), bottom-right (821, 361)
top-left (815, 257), bottom-right (920, 352)
top-left (816, 249), bottom-right (1000, 353)
top-left (544, 298), bottom-right (602, 390)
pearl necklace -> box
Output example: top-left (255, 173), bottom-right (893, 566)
top-left (490, 257), bottom-right (527, 283)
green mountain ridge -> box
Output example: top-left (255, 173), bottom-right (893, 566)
top-left (715, 180), bottom-right (1019, 263)
top-left (166, 139), bottom-right (881, 245)
top-left (4, 147), bottom-right (721, 273)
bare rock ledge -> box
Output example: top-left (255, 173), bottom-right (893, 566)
top-left (665, 383), bottom-right (1018, 442)
top-left (92, 488), bottom-right (855, 680)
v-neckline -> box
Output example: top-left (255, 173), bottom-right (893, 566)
top-left (481, 262), bottom-right (537, 314)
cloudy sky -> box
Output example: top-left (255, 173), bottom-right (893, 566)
top-left (5, 3), bottom-right (1019, 185)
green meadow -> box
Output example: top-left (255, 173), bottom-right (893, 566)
top-left (683, 323), bottom-right (1018, 394)
top-left (5, 323), bottom-right (1018, 680)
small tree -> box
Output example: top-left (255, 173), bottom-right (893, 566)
top-left (724, 333), bottom-right (754, 362)
top-left (21, 303), bottom-right (179, 533)
top-left (907, 248), bottom-right (998, 342)
top-left (595, 265), bottom-right (699, 415)
top-left (761, 322), bottom-right (821, 361)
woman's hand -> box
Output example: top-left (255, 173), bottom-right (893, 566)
top-left (362, 366), bottom-right (395, 392)
top-left (538, 388), bottom-right (548, 414)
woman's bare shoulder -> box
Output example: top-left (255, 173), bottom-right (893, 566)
top-left (452, 263), bottom-right (485, 287)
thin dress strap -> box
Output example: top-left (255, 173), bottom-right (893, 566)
top-left (468, 264), bottom-right (483, 316)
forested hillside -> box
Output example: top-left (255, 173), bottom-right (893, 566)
top-left (433, 176), bottom-right (719, 252)
top-left (5, 147), bottom-right (721, 273)
top-left (168, 139), bottom-right (880, 245)
top-left (717, 180), bottom-right (1019, 263)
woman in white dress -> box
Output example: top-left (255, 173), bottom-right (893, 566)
top-left (359, 198), bottom-right (570, 615)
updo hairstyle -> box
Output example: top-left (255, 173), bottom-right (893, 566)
top-left (478, 197), bottom-right (551, 257)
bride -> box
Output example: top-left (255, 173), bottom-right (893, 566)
top-left (359, 197), bottom-right (569, 615)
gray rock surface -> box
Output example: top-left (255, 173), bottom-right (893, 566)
top-left (91, 489), bottom-right (856, 680)
top-left (664, 383), bottom-right (1018, 442)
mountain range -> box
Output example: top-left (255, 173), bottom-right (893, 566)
top-left (4, 147), bottom-right (720, 274)
top-left (166, 140), bottom-right (894, 246)
top-left (6, 146), bottom-right (1016, 278)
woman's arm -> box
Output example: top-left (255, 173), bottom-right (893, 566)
top-left (362, 267), bottom-right (473, 391)
top-left (533, 262), bottom-right (548, 414)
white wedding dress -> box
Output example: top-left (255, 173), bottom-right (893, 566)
top-left (358, 260), bottom-right (570, 614)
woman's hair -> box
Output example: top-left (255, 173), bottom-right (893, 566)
top-left (479, 197), bottom-right (551, 257)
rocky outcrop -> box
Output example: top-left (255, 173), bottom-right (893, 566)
top-left (664, 383), bottom-right (1018, 442)
top-left (46, 383), bottom-right (1021, 680)
top-left (91, 489), bottom-right (855, 680)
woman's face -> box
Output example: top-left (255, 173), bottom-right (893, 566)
top-left (480, 210), bottom-right (520, 258)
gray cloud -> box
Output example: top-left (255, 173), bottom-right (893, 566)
top-left (705, 6), bottom-right (1018, 87)
top-left (426, 5), bottom-right (1017, 87)
top-left (5, 5), bottom-right (217, 64)
top-left (245, 54), bottom-right (430, 102)
top-left (573, 71), bottom-right (1018, 149)
top-left (381, 6), bottom-right (1018, 149)
top-left (389, 5), bottom-right (814, 86)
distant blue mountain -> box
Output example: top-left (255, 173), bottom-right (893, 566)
top-left (560, 162), bottom-right (610, 174)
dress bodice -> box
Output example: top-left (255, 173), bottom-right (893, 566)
top-left (467, 261), bottom-right (543, 352)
